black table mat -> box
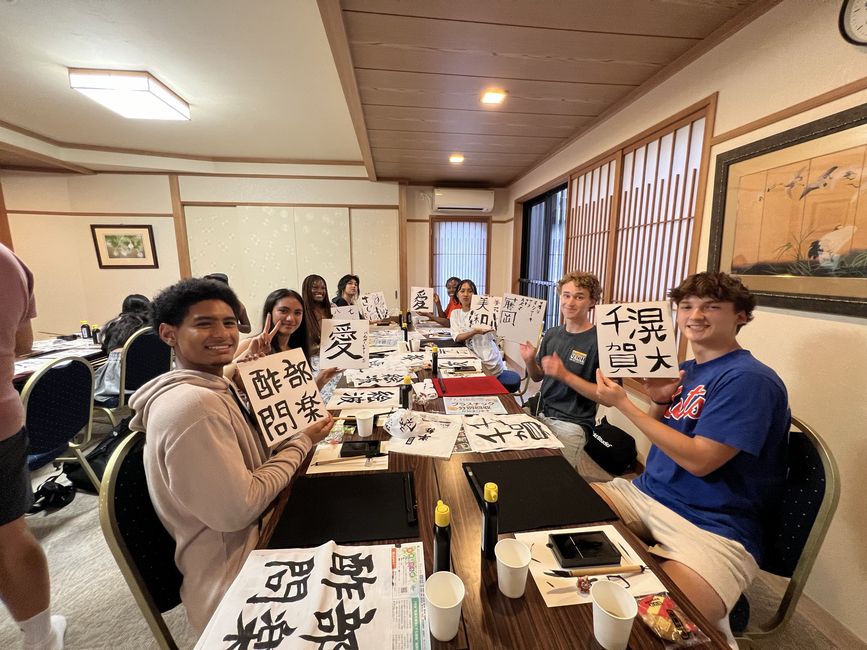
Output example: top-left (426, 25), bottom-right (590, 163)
top-left (267, 471), bottom-right (419, 548)
top-left (463, 455), bottom-right (617, 533)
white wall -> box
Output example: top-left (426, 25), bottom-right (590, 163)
top-left (505, 0), bottom-right (867, 640)
top-left (1, 172), bottom-right (401, 337)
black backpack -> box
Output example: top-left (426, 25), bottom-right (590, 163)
top-left (63, 415), bottom-right (135, 493)
top-left (584, 417), bottom-right (637, 476)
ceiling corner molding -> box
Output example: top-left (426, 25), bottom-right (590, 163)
top-left (317, 0), bottom-right (378, 181)
top-left (505, 0), bottom-right (784, 189)
top-left (0, 140), bottom-right (94, 175)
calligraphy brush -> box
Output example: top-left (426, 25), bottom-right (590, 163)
top-left (314, 452), bottom-right (388, 466)
top-left (543, 564), bottom-right (645, 578)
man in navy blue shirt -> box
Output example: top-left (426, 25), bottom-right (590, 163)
top-left (594, 272), bottom-right (789, 647)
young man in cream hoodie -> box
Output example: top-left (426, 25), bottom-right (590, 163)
top-left (129, 278), bottom-right (333, 634)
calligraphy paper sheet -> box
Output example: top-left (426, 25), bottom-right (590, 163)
top-left (332, 305), bottom-right (361, 319)
top-left (496, 294), bottom-right (547, 344)
top-left (320, 319), bottom-right (370, 370)
top-left (468, 295), bottom-right (502, 330)
top-left (359, 292), bottom-right (390, 320)
top-left (596, 301), bottom-right (679, 378)
top-left (306, 440), bottom-right (391, 475)
top-left (442, 396), bottom-right (508, 415)
top-left (387, 413), bottom-right (463, 459)
top-left (409, 287), bottom-right (434, 312)
top-left (463, 414), bottom-right (564, 453)
top-left (326, 388), bottom-right (400, 411)
top-left (238, 349), bottom-right (327, 448)
top-left (436, 347), bottom-right (476, 358)
top-left (344, 369), bottom-right (417, 388)
top-left (195, 541), bottom-right (430, 650)
top-left (514, 525), bottom-right (665, 608)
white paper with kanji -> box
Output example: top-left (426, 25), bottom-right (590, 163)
top-left (462, 414), bottom-right (564, 453)
top-left (442, 396), bottom-right (508, 415)
top-left (326, 388), bottom-right (401, 411)
top-left (409, 286), bottom-right (434, 312)
top-left (319, 319), bottom-right (370, 370)
top-left (238, 349), bottom-right (327, 448)
top-left (375, 351), bottom-right (428, 370)
top-left (596, 301), bottom-right (679, 378)
top-left (359, 292), bottom-right (389, 320)
top-left (468, 294), bottom-right (502, 330)
top-left (496, 293), bottom-right (547, 344)
top-left (331, 305), bottom-right (361, 319)
top-left (436, 347), bottom-right (476, 358)
top-left (195, 541), bottom-right (431, 650)
top-left (344, 369), bottom-right (417, 388)
top-left (387, 413), bottom-right (463, 459)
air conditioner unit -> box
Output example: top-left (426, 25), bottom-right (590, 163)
top-left (433, 188), bottom-right (495, 214)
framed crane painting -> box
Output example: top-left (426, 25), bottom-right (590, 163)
top-left (708, 103), bottom-right (867, 317)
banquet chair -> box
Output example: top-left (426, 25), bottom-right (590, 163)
top-left (731, 415), bottom-right (840, 643)
top-left (22, 355), bottom-right (100, 491)
top-left (95, 326), bottom-right (172, 426)
top-left (99, 430), bottom-right (182, 650)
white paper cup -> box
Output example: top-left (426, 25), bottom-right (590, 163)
top-left (494, 538), bottom-right (532, 598)
top-left (424, 571), bottom-right (464, 642)
top-left (591, 580), bottom-right (638, 650)
top-left (355, 410), bottom-right (374, 437)
top-left (409, 338), bottom-right (421, 352)
top-left (397, 340), bottom-right (409, 353)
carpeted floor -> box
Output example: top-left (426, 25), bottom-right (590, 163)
top-left (0, 462), bottom-right (859, 649)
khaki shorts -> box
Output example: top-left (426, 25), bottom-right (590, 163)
top-left (597, 477), bottom-right (758, 611)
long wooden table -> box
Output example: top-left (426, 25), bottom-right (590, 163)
top-left (260, 378), bottom-right (729, 649)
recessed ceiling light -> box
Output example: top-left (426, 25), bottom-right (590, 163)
top-left (68, 68), bottom-right (190, 120)
top-left (449, 153), bottom-right (465, 164)
top-left (481, 89), bottom-right (507, 105)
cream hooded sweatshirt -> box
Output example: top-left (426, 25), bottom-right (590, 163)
top-left (129, 369), bottom-right (312, 634)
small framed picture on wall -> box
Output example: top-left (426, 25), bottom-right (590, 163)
top-left (90, 224), bottom-right (159, 269)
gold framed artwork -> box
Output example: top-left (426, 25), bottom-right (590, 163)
top-left (90, 224), bottom-right (159, 269)
top-left (708, 104), bottom-right (867, 318)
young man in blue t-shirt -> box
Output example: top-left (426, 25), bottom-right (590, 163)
top-left (594, 272), bottom-right (789, 647)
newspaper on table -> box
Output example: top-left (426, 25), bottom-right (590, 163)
top-left (442, 396), bottom-right (508, 416)
top-left (344, 369), bottom-right (417, 388)
top-left (331, 305), bottom-right (361, 319)
top-left (388, 413), bottom-right (463, 459)
top-left (195, 540), bottom-right (430, 650)
top-left (359, 292), bottom-right (390, 321)
top-left (326, 388), bottom-right (400, 411)
top-left (370, 329), bottom-right (404, 349)
top-left (468, 295), bottom-right (502, 330)
top-left (515, 524), bottom-right (665, 608)
top-left (496, 293), bottom-right (547, 344)
top-left (596, 301), bottom-right (679, 379)
top-left (320, 319), bottom-right (370, 370)
top-left (409, 286), bottom-right (434, 312)
top-left (463, 414), bottom-right (564, 453)
top-left (238, 349), bottom-right (327, 448)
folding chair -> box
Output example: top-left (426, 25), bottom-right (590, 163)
top-left (99, 430), bottom-right (182, 650)
top-left (22, 356), bottom-right (100, 491)
top-left (96, 326), bottom-right (172, 426)
top-left (731, 415), bottom-right (840, 643)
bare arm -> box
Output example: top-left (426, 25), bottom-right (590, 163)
top-left (518, 341), bottom-right (544, 382)
top-left (15, 321), bottom-right (33, 356)
top-left (595, 369), bottom-right (738, 477)
top-left (540, 352), bottom-right (598, 401)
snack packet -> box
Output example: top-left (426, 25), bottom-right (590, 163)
top-left (636, 593), bottom-right (710, 647)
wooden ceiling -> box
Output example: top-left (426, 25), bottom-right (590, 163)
top-left (323, 0), bottom-right (770, 187)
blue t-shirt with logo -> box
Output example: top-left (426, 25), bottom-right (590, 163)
top-left (634, 349), bottom-right (789, 562)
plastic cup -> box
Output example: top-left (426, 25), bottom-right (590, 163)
top-left (355, 410), bottom-right (374, 438)
top-left (397, 340), bottom-right (409, 353)
top-left (424, 571), bottom-right (464, 642)
top-left (494, 538), bottom-right (532, 598)
top-left (591, 580), bottom-right (638, 650)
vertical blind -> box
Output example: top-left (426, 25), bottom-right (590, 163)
top-left (431, 219), bottom-right (489, 297)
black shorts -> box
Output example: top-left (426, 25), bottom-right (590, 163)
top-left (0, 429), bottom-right (34, 525)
